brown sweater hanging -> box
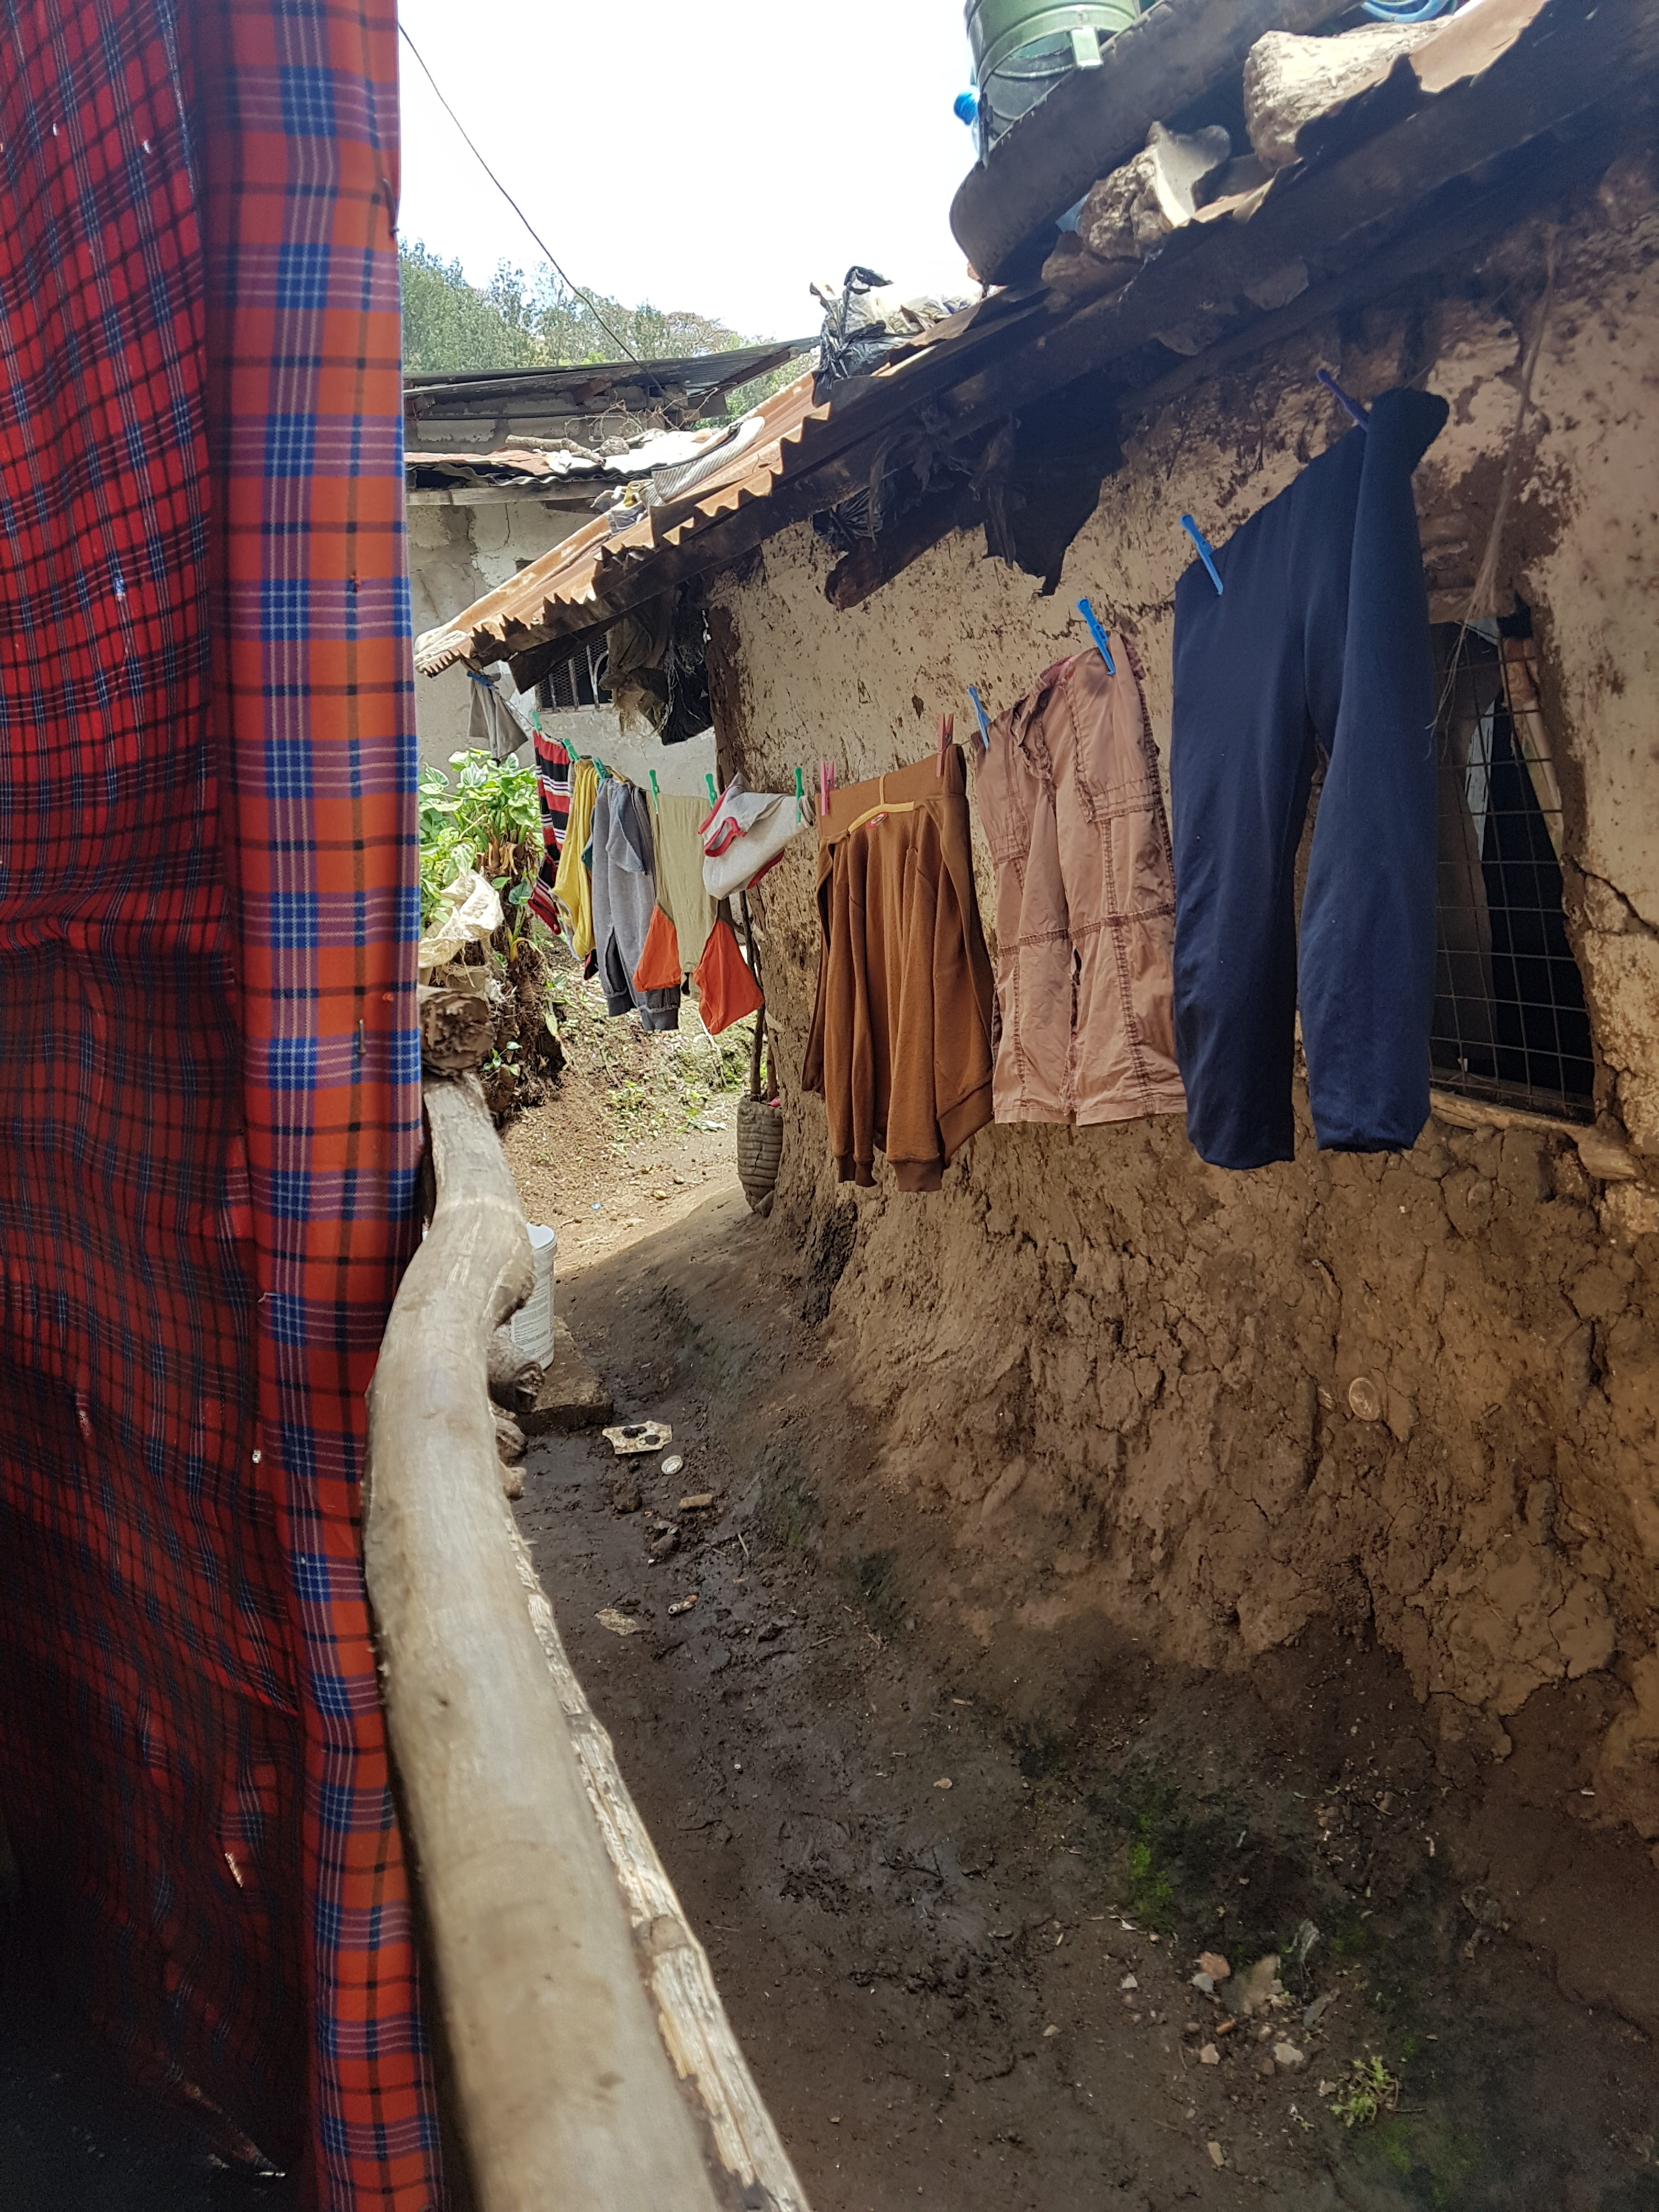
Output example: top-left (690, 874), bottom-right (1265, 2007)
top-left (803, 748), bottom-right (996, 1193)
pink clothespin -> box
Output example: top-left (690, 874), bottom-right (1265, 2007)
top-left (935, 712), bottom-right (954, 776)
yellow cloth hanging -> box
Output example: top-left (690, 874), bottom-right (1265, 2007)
top-left (554, 757), bottom-right (599, 958)
top-left (651, 791), bottom-right (718, 973)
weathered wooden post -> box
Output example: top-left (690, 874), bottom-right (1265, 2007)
top-left (365, 1074), bottom-right (809, 2211)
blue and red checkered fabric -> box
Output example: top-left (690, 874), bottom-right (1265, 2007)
top-left (0, 2), bottom-right (440, 2205)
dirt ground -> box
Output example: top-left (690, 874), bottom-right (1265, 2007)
top-left (502, 960), bottom-right (755, 1264)
top-left (5, 1016), bottom-right (1651, 2210)
top-left (510, 1048), bottom-right (1659, 2212)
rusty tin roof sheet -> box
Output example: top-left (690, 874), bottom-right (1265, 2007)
top-left (413, 370), bottom-right (833, 674)
top-left (407, 424), bottom-right (735, 503)
top-left (415, 0), bottom-right (1635, 679)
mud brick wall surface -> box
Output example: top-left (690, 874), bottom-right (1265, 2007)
top-left (707, 182), bottom-right (1659, 1840)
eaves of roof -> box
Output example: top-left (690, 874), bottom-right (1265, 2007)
top-left (412, 375), bottom-right (830, 673)
top-left (411, 296), bottom-right (1048, 678)
top-left (405, 426), bottom-right (732, 507)
top-left (415, 0), bottom-right (1657, 684)
top-left (402, 337), bottom-right (814, 435)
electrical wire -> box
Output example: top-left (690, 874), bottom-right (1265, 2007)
top-left (397, 21), bottom-right (641, 364)
top-left (1362, 0), bottom-right (1456, 19)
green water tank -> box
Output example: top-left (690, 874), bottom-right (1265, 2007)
top-left (965, 0), bottom-right (1141, 145)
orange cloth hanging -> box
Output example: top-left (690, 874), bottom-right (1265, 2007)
top-left (633, 902), bottom-right (683, 992)
top-left (692, 914), bottom-right (764, 1034)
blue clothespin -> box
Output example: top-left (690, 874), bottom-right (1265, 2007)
top-left (1317, 368), bottom-right (1369, 431)
top-left (968, 685), bottom-right (992, 750)
top-left (1076, 597), bottom-right (1115, 673)
top-left (1180, 514), bottom-right (1224, 596)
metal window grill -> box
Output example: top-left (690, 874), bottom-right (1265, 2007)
top-left (536, 640), bottom-right (605, 714)
top-left (1430, 619), bottom-right (1594, 1121)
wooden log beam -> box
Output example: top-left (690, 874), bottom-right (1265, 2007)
top-left (1429, 1087), bottom-right (1646, 1182)
top-left (823, 483), bottom-right (979, 611)
top-left (950, 0), bottom-right (1351, 285)
top-left (506, 1530), bottom-right (811, 2203)
top-left (365, 1075), bottom-right (808, 2211)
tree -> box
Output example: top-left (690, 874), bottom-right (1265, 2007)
top-left (399, 242), bottom-right (544, 373)
top-left (399, 243), bottom-right (753, 374)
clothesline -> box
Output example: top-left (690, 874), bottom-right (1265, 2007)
top-left (802, 380), bottom-right (1452, 1195)
top-left (535, 379), bottom-right (1454, 1192)
top-left (527, 718), bottom-right (772, 1044)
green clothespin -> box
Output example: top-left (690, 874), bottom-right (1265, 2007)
top-left (794, 765), bottom-right (804, 800)
top-left (706, 773), bottom-right (718, 806)
top-left (649, 769), bottom-right (659, 803)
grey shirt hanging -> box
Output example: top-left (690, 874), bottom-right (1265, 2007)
top-left (466, 670), bottom-right (526, 763)
top-left (591, 780), bottom-right (680, 1032)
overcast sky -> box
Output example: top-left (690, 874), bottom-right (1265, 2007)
top-left (395, 0), bottom-right (980, 341)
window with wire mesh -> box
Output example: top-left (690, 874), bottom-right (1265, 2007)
top-left (535, 641), bottom-right (605, 714)
top-left (1431, 613), bottom-right (1594, 1121)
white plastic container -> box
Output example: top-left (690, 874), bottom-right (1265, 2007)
top-left (510, 1223), bottom-right (557, 1367)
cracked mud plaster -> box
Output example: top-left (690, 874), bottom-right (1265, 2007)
top-left (709, 183), bottom-right (1659, 1837)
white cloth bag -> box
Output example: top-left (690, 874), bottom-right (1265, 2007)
top-left (700, 776), bottom-right (805, 900)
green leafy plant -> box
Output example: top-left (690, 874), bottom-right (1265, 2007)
top-left (664, 1018), bottom-right (754, 1119)
top-left (1330, 2054), bottom-right (1402, 2129)
top-left (419, 749), bottom-right (543, 929)
top-left (607, 1079), bottom-right (656, 1126)
top-left (417, 749), bottom-right (563, 1122)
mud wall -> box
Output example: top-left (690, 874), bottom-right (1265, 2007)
top-left (707, 187), bottom-right (1659, 1836)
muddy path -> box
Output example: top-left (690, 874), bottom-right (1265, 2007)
top-left (512, 1094), bottom-right (1659, 2212)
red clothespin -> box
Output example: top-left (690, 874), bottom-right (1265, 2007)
top-left (935, 712), bottom-right (954, 776)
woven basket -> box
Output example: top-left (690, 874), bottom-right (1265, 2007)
top-left (736, 1094), bottom-right (784, 1216)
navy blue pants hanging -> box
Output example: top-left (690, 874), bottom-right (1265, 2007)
top-left (1170, 387), bottom-right (1449, 1170)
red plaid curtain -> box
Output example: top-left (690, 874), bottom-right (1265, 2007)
top-left (0, 2), bottom-right (439, 2204)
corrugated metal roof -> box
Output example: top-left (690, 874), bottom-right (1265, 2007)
top-left (414, 0), bottom-right (1633, 684)
top-left (409, 303), bottom-right (1028, 675)
top-left (406, 427), bottom-right (730, 505)
top-left (413, 370), bottom-right (834, 674)
top-left (402, 338), bottom-right (813, 444)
